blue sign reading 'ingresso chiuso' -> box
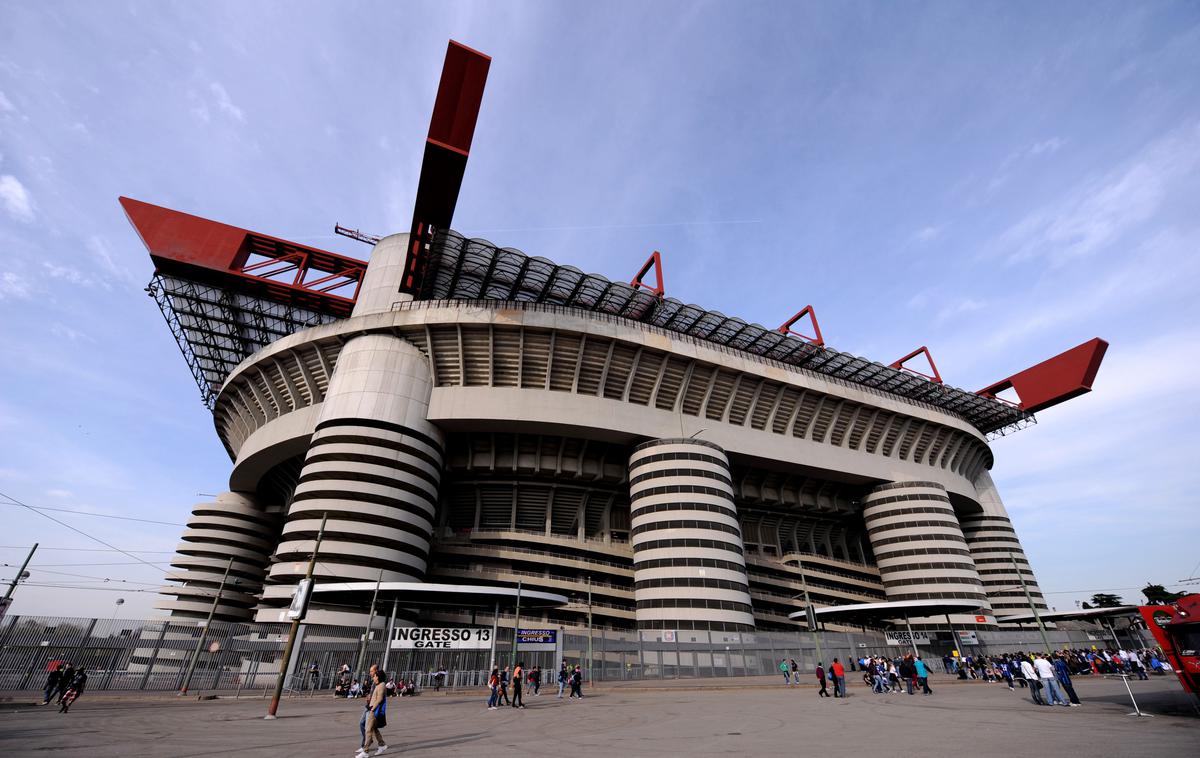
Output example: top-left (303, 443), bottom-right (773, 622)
top-left (517, 628), bottom-right (557, 651)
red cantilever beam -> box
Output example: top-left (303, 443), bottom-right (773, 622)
top-left (977, 337), bottom-right (1108, 413)
top-left (890, 346), bottom-right (942, 384)
top-left (403, 40), bottom-right (492, 295)
top-left (776, 305), bottom-right (824, 346)
top-left (630, 251), bottom-right (665, 298)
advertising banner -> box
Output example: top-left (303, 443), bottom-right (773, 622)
top-left (955, 630), bottom-right (980, 646)
top-left (516, 628), bottom-right (557, 651)
top-left (391, 627), bottom-right (493, 650)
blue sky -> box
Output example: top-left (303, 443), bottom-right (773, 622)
top-left (1, 1), bottom-right (1198, 618)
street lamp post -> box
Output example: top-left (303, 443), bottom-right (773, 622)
top-left (179, 556), bottom-right (235, 695)
top-left (2, 543), bottom-right (37, 602)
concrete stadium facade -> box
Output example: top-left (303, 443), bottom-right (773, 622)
top-left (158, 232), bottom-right (1049, 634)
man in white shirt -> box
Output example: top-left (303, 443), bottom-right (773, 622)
top-left (1019, 658), bottom-right (1045, 705)
top-left (1033, 654), bottom-right (1069, 706)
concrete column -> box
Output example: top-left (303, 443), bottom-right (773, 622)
top-left (628, 438), bottom-right (755, 632)
top-left (156, 492), bottom-right (276, 622)
top-left (862, 480), bottom-right (990, 627)
top-left (351, 233), bottom-right (413, 317)
top-left (261, 333), bottom-right (444, 624)
top-left (961, 471), bottom-right (1049, 621)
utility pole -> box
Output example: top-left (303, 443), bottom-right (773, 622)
top-left (179, 556), bottom-right (234, 695)
top-left (796, 556), bottom-right (823, 669)
top-left (266, 513), bottom-right (326, 719)
top-left (2, 543), bottom-right (37, 601)
top-left (586, 575), bottom-right (593, 686)
top-left (381, 598), bottom-right (399, 673)
top-left (510, 580), bottom-right (522, 665)
top-left (1012, 553), bottom-right (1053, 654)
top-left (354, 569), bottom-right (384, 682)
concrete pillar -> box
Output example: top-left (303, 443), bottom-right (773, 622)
top-left (628, 438), bottom-right (755, 632)
top-left (862, 480), bottom-right (990, 627)
top-left (156, 492), bottom-right (276, 622)
top-left (352, 233), bottom-right (413, 317)
top-left (262, 333), bottom-right (444, 623)
top-left (961, 471), bottom-right (1049, 621)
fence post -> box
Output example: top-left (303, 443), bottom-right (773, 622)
top-left (139, 621), bottom-right (171, 691)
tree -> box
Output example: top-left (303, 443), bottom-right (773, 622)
top-left (1089, 593), bottom-right (1124, 608)
top-left (1142, 583), bottom-right (1186, 605)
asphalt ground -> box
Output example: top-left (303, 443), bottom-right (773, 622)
top-left (1, 675), bottom-right (1195, 757)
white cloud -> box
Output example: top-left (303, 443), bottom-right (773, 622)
top-left (1029, 137), bottom-right (1066, 156)
top-left (991, 122), bottom-right (1200, 266)
top-left (50, 323), bottom-right (92, 342)
top-left (43, 261), bottom-right (89, 285)
top-left (936, 297), bottom-right (986, 324)
top-left (0, 271), bottom-right (32, 300)
top-left (209, 82), bottom-right (244, 122)
top-left (0, 90), bottom-right (14, 113)
top-left (914, 225), bottom-right (941, 242)
top-left (0, 174), bottom-right (35, 222)
top-left (45, 488), bottom-right (73, 498)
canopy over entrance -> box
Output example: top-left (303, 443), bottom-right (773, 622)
top-left (996, 605), bottom-right (1139, 624)
top-left (311, 581), bottom-right (569, 611)
top-left (789, 599), bottom-right (985, 626)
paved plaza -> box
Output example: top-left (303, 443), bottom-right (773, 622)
top-left (1, 676), bottom-right (1196, 757)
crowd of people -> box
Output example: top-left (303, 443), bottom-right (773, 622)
top-left (331, 662), bottom-right (419, 699)
top-left (39, 662), bottom-right (88, 713)
top-left (779, 645), bottom-right (1170, 709)
top-left (940, 647), bottom-right (1167, 681)
top-left (485, 661), bottom-right (583, 709)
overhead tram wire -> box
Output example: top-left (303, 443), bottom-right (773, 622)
top-left (0, 489), bottom-right (176, 573)
top-left (0, 546), bottom-right (175, 553)
top-left (0, 500), bottom-right (185, 527)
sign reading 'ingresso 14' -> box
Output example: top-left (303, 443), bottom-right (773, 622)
top-left (391, 627), bottom-right (493, 650)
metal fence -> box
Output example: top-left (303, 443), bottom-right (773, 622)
top-left (0, 613), bottom-right (1121, 694)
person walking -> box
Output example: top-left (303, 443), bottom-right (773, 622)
top-left (486, 666), bottom-right (500, 710)
top-left (815, 662), bottom-right (829, 697)
top-left (914, 656), bottom-right (932, 695)
top-left (356, 665), bottom-right (380, 746)
top-left (41, 664), bottom-right (63, 706)
top-left (779, 658), bottom-right (791, 685)
top-left (830, 658), bottom-right (846, 698)
top-left (789, 658), bottom-right (799, 686)
top-left (1034, 654), bottom-right (1068, 707)
top-left (531, 665), bottom-right (541, 695)
top-left (57, 669), bottom-right (87, 713)
top-left (557, 662), bottom-right (568, 698)
top-left (356, 668), bottom-right (388, 757)
top-left (1019, 657), bottom-right (1044, 705)
top-left (899, 656), bottom-right (916, 695)
top-left (498, 666), bottom-right (511, 706)
top-left (1052, 654), bottom-right (1081, 706)
top-left (511, 661), bottom-right (525, 709)
top-left (54, 663), bottom-right (75, 705)
top-left (569, 665), bottom-right (584, 698)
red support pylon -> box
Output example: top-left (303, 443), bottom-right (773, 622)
top-left (776, 305), bottom-right (824, 346)
top-left (890, 346), bottom-right (943, 384)
top-left (630, 251), bottom-right (665, 298)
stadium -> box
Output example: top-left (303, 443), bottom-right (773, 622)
top-left (128, 42), bottom-right (1107, 644)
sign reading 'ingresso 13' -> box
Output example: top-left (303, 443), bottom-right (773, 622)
top-left (391, 627), bottom-right (493, 650)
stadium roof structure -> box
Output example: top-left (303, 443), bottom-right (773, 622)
top-left (122, 39), bottom-right (1107, 434)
